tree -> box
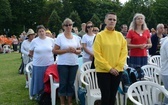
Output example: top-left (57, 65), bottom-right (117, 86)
top-left (71, 0), bottom-right (95, 22)
top-left (69, 11), bottom-right (81, 28)
top-left (47, 9), bottom-right (62, 35)
top-left (62, 0), bottom-right (73, 18)
top-left (90, 14), bottom-right (101, 27)
top-left (0, 0), bottom-right (12, 35)
top-left (152, 0), bottom-right (168, 24)
top-left (9, 0), bottom-right (47, 35)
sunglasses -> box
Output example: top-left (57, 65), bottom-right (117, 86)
top-left (108, 18), bottom-right (116, 21)
top-left (93, 30), bottom-right (99, 32)
top-left (64, 24), bottom-right (72, 27)
top-left (87, 26), bottom-right (93, 28)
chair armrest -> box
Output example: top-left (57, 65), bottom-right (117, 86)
top-left (144, 76), bottom-right (152, 81)
top-left (80, 73), bottom-right (89, 87)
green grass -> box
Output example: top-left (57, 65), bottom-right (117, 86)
top-left (0, 52), bottom-right (132, 105)
top-left (0, 52), bottom-right (37, 105)
top-left (0, 52), bottom-right (78, 105)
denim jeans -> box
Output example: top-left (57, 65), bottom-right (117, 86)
top-left (161, 74), bottom-right (168, 104)
top-left (57, 65), bottom-right (78, 96)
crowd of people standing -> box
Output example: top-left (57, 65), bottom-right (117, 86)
top-left (1, 11), bottom-right (168, 105)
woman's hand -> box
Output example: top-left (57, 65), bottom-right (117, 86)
top-left (110, 68), bottom-right (119, 76)
top-left (67, 47), bottom-right (76, 53)
top-left (139, 44), bottom-right (147, 49)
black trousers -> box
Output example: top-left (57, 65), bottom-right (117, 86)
top-left (97, 72), bottom-right (122, 105)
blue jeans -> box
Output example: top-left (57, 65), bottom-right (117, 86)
top-left (161, 74), bottom-right (168, 104)
top-left (57, 65), bottom-right (78, 96)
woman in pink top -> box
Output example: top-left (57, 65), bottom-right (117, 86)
top-left (12, 35), bottom-right (19, 51)
top-left (126, 13), bottom-right (152, 68)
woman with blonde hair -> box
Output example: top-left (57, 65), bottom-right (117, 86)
top-left (53, 18), bottom-right (81, 105)
top-left (126, 13), bottom-right (152, 68)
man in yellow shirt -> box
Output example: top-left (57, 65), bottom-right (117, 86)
top-left (93, 12), bottom-right (128, 105)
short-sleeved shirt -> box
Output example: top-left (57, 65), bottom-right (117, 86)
top-left (29, 37), bottom-right (54, 66)
top-left (126, 29), bottom-right (150, 56)
top-left (55, 34), bottom-right (81, 65)
top-left (81, 34), bottom-right (95, 59)
top-left (21, 40), bottom-right (31, 64)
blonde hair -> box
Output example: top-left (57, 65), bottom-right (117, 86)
top-left (62, 18), bottom-right (74, 26)
top-left (129, 13), bottom-right (148, 31)
top-left (156, 23), bottom-right (164, 30)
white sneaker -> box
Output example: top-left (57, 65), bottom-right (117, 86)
top-left (25, 81), bottom-right (29, 88)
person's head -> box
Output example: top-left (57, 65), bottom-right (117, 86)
top-left (164, 24), bottom-right (168, 35)
top-left (129, 13), bottom-right (148, 30)
top-left (99, 23), bottom-right (106, 31)
top-left (36, 25), bottom-right (46, 37)
top-left (121, 24), bottom-right (128, 32)
top-left (59, 29), bottom-right (63, 33)
top-left (72, 27), bottom-right (78, 34)
top-left (46, 30), bottom-right (52, 37)
top-left (22, 31), bottom-right (26, 36)
top-left (62, 18), bottom-right (74, 33)
top-left (104, 12), bottom-right (117, 30)
top-left (81, 23), bottom-right (86, 31)
top-left (93, 27), bottom-right (99, 34)
top-left (150, 28), bottom-right (156, 35)
top-left (27, 29), bottom-right (35, 40)
top-left (156, 23), bottom-right (164, 34)
top-left (85, 21), bottom-right (94, 33)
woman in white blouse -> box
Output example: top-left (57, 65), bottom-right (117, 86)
top-left (53, 18), bottom-right (81, 105)
top-left (29, 25), bottom-right (54, 98)
top-left (81, 21), bottom-right (96, 63)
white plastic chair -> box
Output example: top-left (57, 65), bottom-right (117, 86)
top-left (74, 57), bottom-right (83, 104)
top-left (141, 65), bottom-right (161, 84)
top-left (80, 61), bottom-right (92, 72)
top-left (148, 55), bottom-right (161, 68)
top-left (3, 45), bottom-right (11, 53)
top-left (25, 61), bottom-right (33, 100)
top-left (49, 75), bottom-right (59, 105)
top-left (127, 81), bottom-right (168, 105)
top-left (80, 69), bottom-right (101, 105)
top-left (75, 61), bottom-right (91, 104)
top-left (116, 82), bottom-right (128, 105)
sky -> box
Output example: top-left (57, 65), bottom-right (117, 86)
top-left (119, 0), bottom-right (128, 4)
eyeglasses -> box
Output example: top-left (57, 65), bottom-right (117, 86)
top-left (108, 18), bottom-right (116, 21)
top-left (87, 26), bottom-right (93, 28)
top-left (64, 24), bottom-right (72, 27)
top-left (93, 30), bottom-right (99, 32)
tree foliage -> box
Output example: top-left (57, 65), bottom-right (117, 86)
top-left (47, 9), bottom-right (61, 35)
top-left (69, 11), bottom-right (81, 28)
top-left (90, 14), bottom-right (101, 27)
top-left (1, 0), bottom-right (167, 35)
top-left (0, 0), bottom-right (12, 34)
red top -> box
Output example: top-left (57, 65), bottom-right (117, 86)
top-left (126, 29), bottom-right (150, 57)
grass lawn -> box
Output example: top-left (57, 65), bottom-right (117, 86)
top-left (0, 52), bottom-right (79, 105)
top-left (0, 52), bottom-right (132, 105)
top-left (0, 52), bottom-right (38, 105)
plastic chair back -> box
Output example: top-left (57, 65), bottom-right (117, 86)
top-left (148, 55), bottom-right (161, 68)
top-left (127, 81), bottom-right (168, 105)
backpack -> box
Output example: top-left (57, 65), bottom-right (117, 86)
top-left (37, 90), bottom-right (51, 105)
top-left (78, 86), bottom-right (87, 105)
top-left (120, 67), bottom-right (145, 93)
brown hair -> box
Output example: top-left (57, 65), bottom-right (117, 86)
top-left (85, 21), bottom-right (94, 33)
top-left (36, 25), bottom-right (46, 33)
